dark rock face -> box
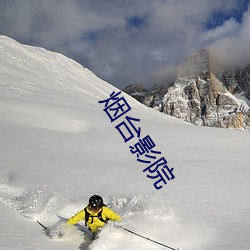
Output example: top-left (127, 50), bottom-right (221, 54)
top-left (218, 66), bottom-right (250, 99)
top-left (123, 49), bottom-right (250, 130)
top-left (123, 84), bottom-right (147, 103)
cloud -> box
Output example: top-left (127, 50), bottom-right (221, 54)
top-left (0, 0), bottom-right (249, 88)
top-left (208, 3), bottom-right (250, 68)
top-left (200, 18), bottom-right (240, 45)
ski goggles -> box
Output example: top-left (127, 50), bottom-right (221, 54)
top-left (89, 205), bottom-right (101, 212)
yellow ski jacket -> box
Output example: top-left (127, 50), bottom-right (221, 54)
top-left (67, 206), bottom-right (121, 233)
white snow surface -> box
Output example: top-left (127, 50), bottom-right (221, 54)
top-left (0, 36), bottom-right (250, 250)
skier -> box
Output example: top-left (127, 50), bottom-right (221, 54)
top-left (66, 194), bottom-right (122, 239)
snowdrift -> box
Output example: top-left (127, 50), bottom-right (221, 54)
top-left (0, 36), bottom-right (249, 250)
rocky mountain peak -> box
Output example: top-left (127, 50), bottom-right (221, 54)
top-left (123, 49), bottom-right (250, 130)
top-left (177, 48), bottom-right (210, 78)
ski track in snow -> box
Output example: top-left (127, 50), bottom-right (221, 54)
top-left (0, 180), bottom-right (212, 250)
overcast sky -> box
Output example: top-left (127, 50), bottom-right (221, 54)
top-left (0, 0), bottom-right (249, 89)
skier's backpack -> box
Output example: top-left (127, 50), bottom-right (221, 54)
top-left (84, 206), bottom-right (109, 226)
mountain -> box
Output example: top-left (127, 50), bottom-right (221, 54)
top-left (123, 49), bottom-right (250, 130)
top-left (0, 36), bottom-right (250, 250)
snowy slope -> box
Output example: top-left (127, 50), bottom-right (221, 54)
top-left (0, 36), bottom-right (250, 250)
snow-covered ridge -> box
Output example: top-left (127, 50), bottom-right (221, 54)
top-left (0, 35), bottom-right (115, 101)
top-left (0, 35), bottom-right (152, 133)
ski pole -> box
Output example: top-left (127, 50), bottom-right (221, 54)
top-left (122, 227), bottom-right (180, 250)
top-left (37, 220), bottom-right (48, 231)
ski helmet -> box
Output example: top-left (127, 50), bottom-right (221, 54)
top-left (89, 195), bottom-right (104, 210)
